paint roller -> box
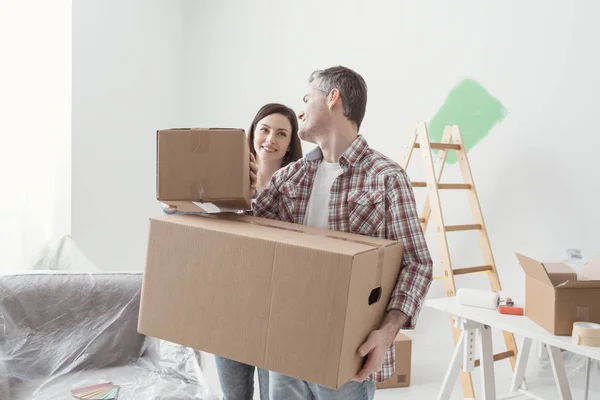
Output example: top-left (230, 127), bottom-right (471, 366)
top-left (456, 288), bottom-right (500, 310)
top-left (456, 288), bottom-right (524, 315)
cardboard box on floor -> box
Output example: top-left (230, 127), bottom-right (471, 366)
top-left (516, 253), bottom-right (600, 335)
top-left (375, 333), bottom-right (411, 389)
top-left (156, 128), bottom-right (251, 213)
top-left (138, 213), bottom-right (404, 389)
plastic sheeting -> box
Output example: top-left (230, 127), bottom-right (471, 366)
top-left (526, 344), bottom-right (600, 393)
top-left (0, 272), bottom-right (217, 400)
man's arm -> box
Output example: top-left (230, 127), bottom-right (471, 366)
top-left (251, 169), bottom-right (283, 220)
top-left (384, 170), bottom-right (433, 329)
top-left (352, 170), bottom-right (433, 382)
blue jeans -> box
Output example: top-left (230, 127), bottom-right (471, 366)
top-left (215, 355), bottom-right (269, 400)
top-left (269, 372), bottom-right (376, 400)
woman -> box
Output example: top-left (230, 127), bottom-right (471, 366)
top-left (163, 103), bottom-right (303, 399)
top-left (215, 103), bottom-right (302, 400)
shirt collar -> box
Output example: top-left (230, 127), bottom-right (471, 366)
top-left (304, 135), bottom-right (370, 168)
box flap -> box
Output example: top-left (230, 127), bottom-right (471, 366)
top-left (516, 253), bottom-right (553, 287)
top-left (580, 257), bottom-right (600, 280)
top-left (153, 214), bottom-right (386, 256)
top-left (228, 214), bottom-right (396, 248)
top-left (556, 280), bottom-right (600, 289)
top-left (544, 263), bottom-right (575, 274)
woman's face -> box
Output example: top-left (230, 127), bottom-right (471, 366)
top-left (253, 113), bottom-right (293, 163)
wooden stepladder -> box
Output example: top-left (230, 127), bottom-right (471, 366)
top-left (401, 123), bottom-right (519, 398)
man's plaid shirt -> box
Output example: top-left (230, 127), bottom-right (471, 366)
top-left (253, 135), bottom-right (433, 383)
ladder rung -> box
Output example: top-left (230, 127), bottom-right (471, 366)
top-left (474, 350), bottom-right (515, 367)
top-left (439, 183), bottom-right (472, 190)
top-left (445, 224), bottom-right (482, 232)
top-left (453, 265), bottom-right (494, 276)
top-left (414, 142), bottom-right (462, 150)
top-left (433, 265), bottom-right (493, 280)
top-left (411, 182), bottom-right (472, 190)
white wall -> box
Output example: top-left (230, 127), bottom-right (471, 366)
top-left (73, 0), bottom-right (600, 290)
top-left (184, 0), bottom-right (600, 304)
top-left (72, 0), bottom-right (188, 271)
top-left (0, 0), bottom-right (71, 271)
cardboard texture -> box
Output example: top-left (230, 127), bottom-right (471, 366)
top-left (156, 128), bottom-right (251, 212)
top-left (375, 333), bottom-right (411, 389)
top-left (516, 253), bottom-right (600, 335)
top-left (139, 213), bottom-right (404, 389)
top-left (543, 263), bottom-right (578, 287)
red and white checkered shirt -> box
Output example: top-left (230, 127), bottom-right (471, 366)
top-left (253, 135), bottom-right (433, 383)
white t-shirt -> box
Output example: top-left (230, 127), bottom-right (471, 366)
top-left (303, 160), bottom-right (343, 229)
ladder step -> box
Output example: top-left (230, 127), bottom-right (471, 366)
top-left (453, 265), bottom-right (494, 276)
top-left (433, 265), bottom-right (494, 280)
top-left (414, 142), bottom-right (462, 150)
top-left (474, 350), bottom-right (515, 367)
top-left (445, 224), bottom-right (482, 232)
top-left (412, 182), bottom-right (472, 189)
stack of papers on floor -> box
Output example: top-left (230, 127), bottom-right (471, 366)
top-left (71, 382), bottom-right (120, 399)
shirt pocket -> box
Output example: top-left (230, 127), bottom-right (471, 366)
top-left (348, 189), bottom-right (386, 237)
top-left (278, 181), bottom-right (299, 221)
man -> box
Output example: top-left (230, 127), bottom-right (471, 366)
top-left (251, 66), bottom-right (433, 400)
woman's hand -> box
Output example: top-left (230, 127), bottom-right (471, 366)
top-left (250, 153), bottom-right (258, 196)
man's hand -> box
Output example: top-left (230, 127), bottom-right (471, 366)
top-left (250, 153), bottom-right (258, 197)
top-left (352, 310), bottom-right (409, 382)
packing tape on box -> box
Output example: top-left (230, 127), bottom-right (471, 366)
top-left (189, 182), bottom-right (206, 199)
top-left (189, 130), bottom-right (210, 155)
top-left (572, 322), bottom-right (600, 347)
top-left (213, 214), bottom-right (386, 288)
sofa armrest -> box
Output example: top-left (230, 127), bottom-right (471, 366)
top-left (0, 271), bottom-right (145, 384)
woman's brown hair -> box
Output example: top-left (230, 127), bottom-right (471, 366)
top-left (248, 103), bottom-right (303, 167)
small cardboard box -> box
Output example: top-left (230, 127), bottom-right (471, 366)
top-left (139, 213), bottom-right (404, 389)
top-left (375, 333), bottom-right (411, 389)
top-left (156, 128), bottom-right (251, 213)
top-left (516, 253), bottom-right (600, 335)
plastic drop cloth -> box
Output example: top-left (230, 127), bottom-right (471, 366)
top-left (525, 343), bottom-right (600, 393)
top-left (0, 271), bottom-right (218, 400)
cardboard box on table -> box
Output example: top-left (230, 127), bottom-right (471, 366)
top-left (516, 253), bottom-right (600, 335)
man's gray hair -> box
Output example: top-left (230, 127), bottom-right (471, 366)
top-left (308, 66), bottom-right (368, 130)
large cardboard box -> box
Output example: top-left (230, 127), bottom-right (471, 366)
top-left (375, 333), bottom-right (411, 389)
top-left (139, 213), bottom-right (404, 389)
top-left (157, 128), bottom-right (251, 213)
top-left (516, 253), bottom-right (600, 335)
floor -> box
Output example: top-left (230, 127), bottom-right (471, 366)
top-left (201, 307), bottom-right (599, 399)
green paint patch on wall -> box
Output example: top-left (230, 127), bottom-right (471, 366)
top-left (429, 78), bottom-right (507, 164)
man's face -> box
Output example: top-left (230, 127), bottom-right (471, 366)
top-left (298, 81), bottom-right (328, 143)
